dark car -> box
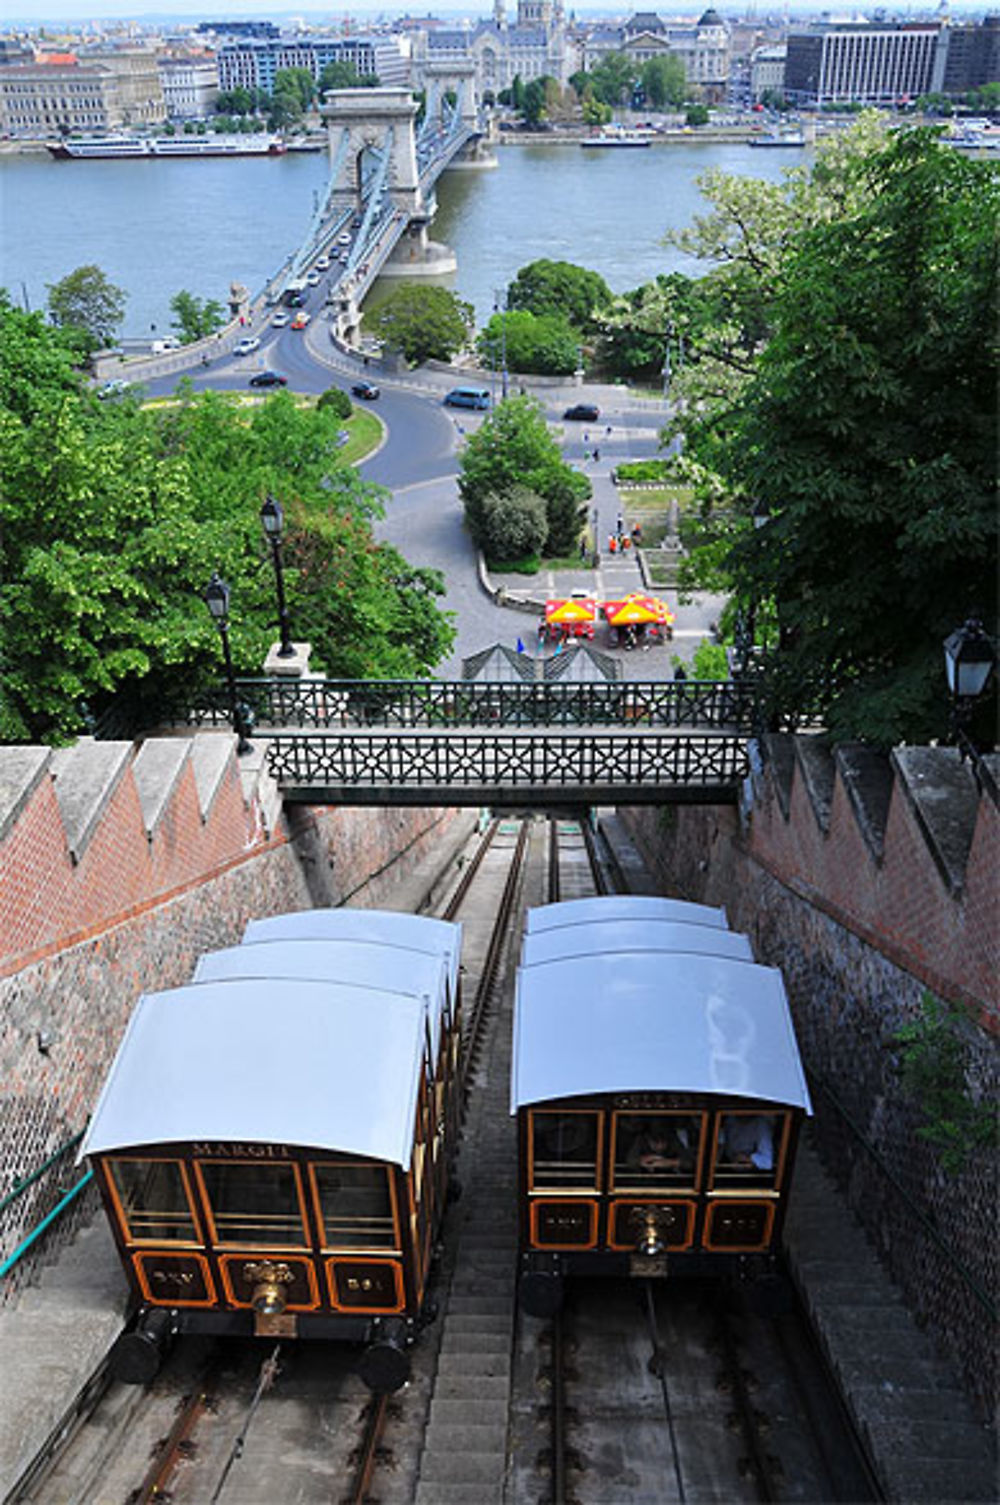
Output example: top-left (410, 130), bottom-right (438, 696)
top-left (351, 380), bottom-right (381, 400)
top-left (563, 403), bottom-right (600, 421)
top-left (249, 371), bottom-right (287, 388)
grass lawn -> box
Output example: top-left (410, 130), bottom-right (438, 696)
top-left (141, 391), bottom-right (384, 463)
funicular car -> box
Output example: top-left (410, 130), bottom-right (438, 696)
top-left (512, 898), bottom-right (812, 1317)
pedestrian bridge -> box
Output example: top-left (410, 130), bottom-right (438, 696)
top-left (179, 677), bottom-right (759, 807)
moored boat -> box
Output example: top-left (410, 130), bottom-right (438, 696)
top-left (47, 133), bottom-right (287, 160)
top-left (580, 130), bottom-right (652, 149)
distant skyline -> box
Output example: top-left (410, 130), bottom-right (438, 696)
top-left (2, 0), bottom-right (995, 25)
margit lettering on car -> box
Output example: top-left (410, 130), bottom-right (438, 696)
top-left (192, 1142), bottom-right (292, 1158)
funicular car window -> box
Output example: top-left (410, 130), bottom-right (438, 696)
top-left (713, 1112), bottom-right (783, 1189)
top-left (531, 1111), bottom-right (600, 1189)
top-left (312, 1163), bottom-right (398, 1250)
top-left (109, 1159), bottom-right (198, 1243)
top-left (198, 1162), bottom-right (308, 1247)
top-left (613, 1113), bottom-right (702, 1191)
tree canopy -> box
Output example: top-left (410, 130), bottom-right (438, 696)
top-left (0, 298), bottom-right (453, 742)
top-left (170, 290), bottom-right (226, 343)
top-left (673, 128), bottom-right (999, 745)
top-left (363, 285), bottom-right (472, 365)
top-left (478, 308), bottom-right (579, 376)
top-left (46, 264), bottom-right (126, 352)
top-left (459, 395), bottom-right (590, 559)
top-left (507, 259), bottom-right (611, 330)
top-left (640, 55), bottom-right (686, 109)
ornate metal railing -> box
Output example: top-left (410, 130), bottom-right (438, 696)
top-left (177, 677), bottom-right (760, 733)
top-left (266, 729), bottom-right (750, 802)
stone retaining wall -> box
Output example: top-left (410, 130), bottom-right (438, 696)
top-left (621, 738), bottom-right (999, 1416)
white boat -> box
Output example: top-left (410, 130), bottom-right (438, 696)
top-left (748, 131), bottom-right (806, 148)
top-left (48, 134), bottom-right (287, 161)
top-left (580, 129), bottom-right (653, 149)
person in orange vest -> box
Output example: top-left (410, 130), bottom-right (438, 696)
top-left (608, 535), bottom-right (617, 554)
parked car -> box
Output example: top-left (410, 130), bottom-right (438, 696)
top-left (291, 312), bottom-right (311, 330)
top-left (234, 336), bottom-right (260, 356)
top-left (96, 379), bottom-right (129, 400)
top-left (271, 310), bottom-right (291, 328)
top-left (249, 371), bottom-right (288, 388)
top-left (563, 402), bottom-right (600, 421)
top-left (151, 336), bottom-right (180, 354)
top-left (444, 387), bottom-right (491, 411)
top-left (351, 380), bottom-right (380, 400)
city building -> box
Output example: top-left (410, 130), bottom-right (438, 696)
top-left (932, 13), bottom-right (1000, 95)
top-left (217, 35), bottom-right (410, 95)
top-left (0, 57), bottom-right (122, 135)
top-left (411, 0), bottom-right (576, 98)
top-left (159, 55), bottom-right (219, 120)
top-left (750, 44), bottom-right (787, 103)
top-left (784, 22), bottom-right (940, 107)
top-left (581, 9), bottom-right (730, 103)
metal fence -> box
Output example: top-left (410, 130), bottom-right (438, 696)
top-left (267, 729), bottom-right (750, 802)
top-left (175, 677), bottom-right (761, 733)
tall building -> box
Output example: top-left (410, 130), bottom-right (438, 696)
top-left (217, 35), bottom-right (410, 95)
top-left (933, 14), bottom-right (1000, 94)
top-left (159, 56), bottom-right (219, 120)
top-left (784, 22), bottom-right (940, 107)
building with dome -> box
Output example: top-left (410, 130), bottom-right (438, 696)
top-left (411, 0), bottom-right (577, 99)
top-left (580, 9), bottom-right (730, 102)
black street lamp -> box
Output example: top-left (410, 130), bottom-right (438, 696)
top-left (203, 572), bottom-right (253, 754)
top-left (260, 493), bottom-right (295, 659)
top-left (493, 288), bottom-right (508, 401)
top-left (943, 614), bottom-right (996, 757)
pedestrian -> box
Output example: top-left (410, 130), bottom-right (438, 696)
top-left (608, 535), bottom-right (617, 555)
top-left (593, 447), bottom-right (600, 463)
top-left (621, 533), bottom-right (631, 551)
top-left (606, 424), bottom-right (612, 437)
top-left (583, 432), bottom-right (589, 446)
top-left (632, 522), bottom-right (643, 544)
top-left (579, 537), bottom-right (588, 563)
top-left (616, 514), bottom-right (623, 535)
top-left (673, 663), bottom-right (688, 681)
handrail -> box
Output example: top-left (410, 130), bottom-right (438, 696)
top-left (807, 1069), bottom-right (996, 1323)
top-left (0, 1171), bottom-right (94, 1280)
top-left (0, 1131), bottom-right (85, 1217)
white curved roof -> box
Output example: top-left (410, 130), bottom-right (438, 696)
top-left (521, 919), bottom-right (753, 967)
top-left (81, 978), bottom-right (426, 1169)
top-left (244, 910), bottom-right (462, 996)
top-left (511, 952), bottom-right (811, 1114)
top-left (194, 940), bottom-right (450, 1056)
top-left (525, 896), bottom-right (727, 933)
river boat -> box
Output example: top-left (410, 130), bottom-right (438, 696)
top-left (47, 134), bottom-right (287, 161)
top-left (580, 129), bottom-right (652, 149)
top-left (748, 131), bottom-right (806, 148)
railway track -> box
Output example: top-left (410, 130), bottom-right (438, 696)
top-left (10, 812), bottom-right (884, 1504)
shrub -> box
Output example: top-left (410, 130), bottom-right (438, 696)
top-left (480, 487), bottom-right (548, 564)
top-left (317, 387), bottom-right (352, 421)
top-left (615, 459), bottom-right (670, 483)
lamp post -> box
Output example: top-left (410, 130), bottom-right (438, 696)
top-left (494, 288), bottom-right (508, 400)
top-left (260, 493), bottom-right (295, 658)
top-left (944, 614), bottom-right (996, 737)
top-left (591, 504), bottom-right (600, 568)
top-left (203, 572), bottom-right (253, 754)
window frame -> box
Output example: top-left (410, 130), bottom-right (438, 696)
top-left (610, 1110), bottom-right (707, 1193)
top-left (104, 1156), bottom-right (203, 1248)
top-left (308, 1159), bottom-right (402, 1256)
top-left (193, 1158), bottom-right (311, 1251)
top-left (527, 1108), bottom-right (604, 1194)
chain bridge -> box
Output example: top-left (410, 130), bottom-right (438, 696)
top-left (269, 67), bottom-right (487, 343)
top-left (178, 677), bottom-right (760, 808)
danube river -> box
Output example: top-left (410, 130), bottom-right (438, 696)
top-left (0, 139), bottom-right (807, 338)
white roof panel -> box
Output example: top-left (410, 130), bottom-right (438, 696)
top-left (244, 909), bottom-right (462, 995)
top-left (81, 978), bottom-right (426, 1168)
top-left (194, 940), bottom-right (450, 1056)
top-left (525, 896), bottom-right (727, 933)
top-left (511, 952), bottom-right (811, 1114)
top-left (521, 920), bottom-right (753, 967)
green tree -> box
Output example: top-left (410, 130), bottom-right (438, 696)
top-left (170, 290), bottom-right (226, 343)
top-left (273, 67), bottom-right (316, 112)
top-left (319, 59), bottom-right (362, 91)
top-left (459, 395), bottom-right (590, 556)
top-left (0, 311), bottom-right (453, 742)
top-left (363, 285), bottom-right (472, 365)
top-left (507, 258), bottom-right (611, 329)
top-left (216, 87), bottom-right (255, 115)
top-left (522, 76), bottom-right (552, 127)
top-left (478, 487), bottom-right (548, 564)
top-left (268, 91), bottom-right (301, 129)
top-left (317, 386), bottom-right (353, 421)
top-left (685, 104), bottom-right (710, 127)
top-left (641, 54), bottom-right (686, 109)
top-left (478, 309), bottom-right (579, 376)
top-left (694, 131), bottom-right (999, 745)
top-left (46, 264), bottom-right (126, 350)
top-left (581, 91), bottom-right (612, 127)
top-left (586, 53), bottom-right (636, 109)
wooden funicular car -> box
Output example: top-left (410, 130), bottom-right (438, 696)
top-left (512, 898), bottom-right (812, 1316)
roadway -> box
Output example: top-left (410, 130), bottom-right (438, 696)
top-left (138, 302), bottom-right (724, 678)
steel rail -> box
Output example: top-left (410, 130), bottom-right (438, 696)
top-left (713, 1301), bottom-right (778, 1503)
top-left (460, 822), bottom-right (530, 1102)
top-left (133, 1360), bottom-right (224, 1505)
top-left (643, 1282), bottom-right (688, 1505)
top-left (441, 817), bottom-right (500, 922)
top-left (345, 1392), bottom-right (389, 1505)
top-left (548, 816), bottom-right (561, 905)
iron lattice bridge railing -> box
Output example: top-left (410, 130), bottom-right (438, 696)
top-left (179, 677), bottom-right (761, 733)
top-left (266, 729), bottom-right (751, 805)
